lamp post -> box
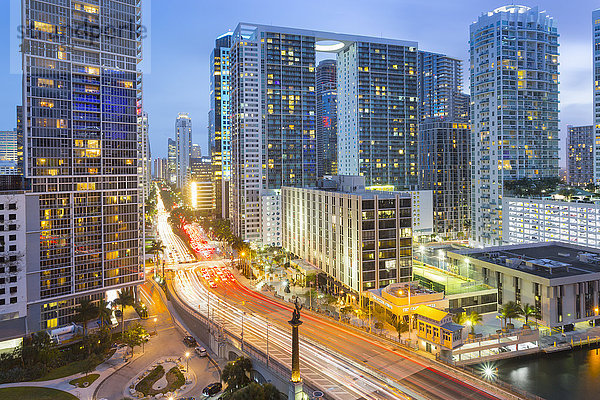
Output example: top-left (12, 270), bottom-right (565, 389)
top-left (266, 319), bottom-right (270, 367)
top-left (185, 351), bottom-right (190, 372)
top-left (153, 317), bottom-right (157, 335)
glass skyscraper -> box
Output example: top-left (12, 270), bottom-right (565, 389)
top-left (229, 23), bottom-right (418, 242)
top-left (316, 59), bottom-right (337, 177)
top-left (470, 6), bottom-right (559, 246)
top-left (22, 0), bottom-right (144, 330)
top-left (417, 51), bottom-right (471, 238)
top-left (175, 113), bottom-right (192, 188)
top-left (209, 32), bottom-right (232, 219)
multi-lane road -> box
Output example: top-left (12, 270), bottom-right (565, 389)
top-left (156, 192), bottom-right (195, 264)
top-left (156, 199), bottom-right (510, 400)
top-left (175, 265), bottom-right (507, 400)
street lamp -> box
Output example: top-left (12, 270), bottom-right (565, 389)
top-left (185, 351), bottom-right (190, 372)
top-left (153, 317), bottom-right (157, 335)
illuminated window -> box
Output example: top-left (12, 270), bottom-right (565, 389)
top-left (38, 78), bottom-right (54, 88)
top-left (40, 100), bottom-right (54, 108)
top-left (34, 21), bottom-right (53, 33)
top-left (85, 66), bottom-right (100, 75)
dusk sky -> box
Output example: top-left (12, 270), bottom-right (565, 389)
top-left (1, 0), bottom-right (598, 164)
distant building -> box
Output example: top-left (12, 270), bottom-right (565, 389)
top-left (191, 144), bottom-right (202, 159)
top-left (567, 125), bottom-right (594, 186)
top-left (449, 242), bottom-right (600, 330)
top-left (470, 6), bottom-right (560, 246)
top-left (260, 191), bottom-right (281, 247)
top-left (185, 181), bottom-right (215, 215)
top-left (282, 175), bottom-right (413, 297)
top-left (153, 158), bottom-right (167, 180)
top-left (0, 130), bottom-right (19, 175)
top-left (191, 156), bottom-right (212, 182)
top-left (167, 138), bottom-right (177, 185)
top-left (175, 113), bottom-right (192, 188)
top-left (316, 59), bottom-right (337, 178)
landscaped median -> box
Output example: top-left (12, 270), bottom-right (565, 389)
top-left (0, 386), bottom-right (77, 400)
top-left (127, 357), bottom-right (192, 399)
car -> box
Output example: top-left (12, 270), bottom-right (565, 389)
top-left (202, 382), bottom-right (222, 397)
top-left (183, 335), bottom-right (197, 347)
top-left (195, 346), bottom-right (207, 357)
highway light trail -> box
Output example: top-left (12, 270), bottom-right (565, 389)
top-left (175, 268), bottom-right (412, 400)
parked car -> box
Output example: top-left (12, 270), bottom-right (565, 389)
top-left (183, 335), bottom-right (197, 347)
top-left (202, 382), bottom-right (222, 397)
top-left (195, 346), bottom-right (207, 357)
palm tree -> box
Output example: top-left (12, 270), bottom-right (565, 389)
top-left (147, 239), bottom-right (165, 275)
top-left (97, 299), bottom-right (113, 329)
top-left (74, 299), bottom-right (98, 338)
top-left (467, 311), bottom-right (483, 335)
top-left (498, 301), bottom-right (521, 330)
top-left (113, 289), bottom-right (135, 338)
top-left (522, 303), bottom-right (540, 326)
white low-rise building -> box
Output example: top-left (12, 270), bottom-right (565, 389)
top-left (504, 196), bottom-right (600, 249)
top-left (260, 191), bottom-right (281, 247)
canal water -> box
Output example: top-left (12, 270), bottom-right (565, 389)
top-left (492, 347), bottom-right (600, 399)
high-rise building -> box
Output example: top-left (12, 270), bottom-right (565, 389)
top-left (153, 158), bottom-right (167, 180)
top-left (140, 111), bottom-right (151, 198)
top-left (567, 125), bottom-right (594, 187)
top-left (316, 59), bottom-right (337, 177)
top-left (175, 113), bottom-right (192, 188)
top-left (167, 138), bottom-right (177, 185)
top-left (230, 23), bottom-right (418, 242)
top-left (0, 130), bottom-right (19, 175)
top-left (191, 144), bottom-right (202, 159)
top-left (209, 32), bottom-right (232, 220)
top-left (417, 52), bottom-right (471, 238)
top-left (22, 0), bottom-right (144, 330)
top-left (418, 52), bottom-right (465, 121)
top-left (191, 156), bottom-right (213, 182)
top-left (470, 6), bottom-right (559, 246)
top-left (594, 10), bottom-right (600, 183)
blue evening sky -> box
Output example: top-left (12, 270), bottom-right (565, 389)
top-left (0, 0), bottom-right (597, 164)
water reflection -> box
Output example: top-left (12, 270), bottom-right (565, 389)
top-left (493, 347), bottom-right (600, 400)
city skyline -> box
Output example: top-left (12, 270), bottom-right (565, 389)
top-left (0, 0), bottom-right (598, 162)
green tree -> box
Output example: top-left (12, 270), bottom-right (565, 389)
top-left (222, 357), bottom-right (253, 395)
top-left (147, 240), bottom-right (165, 270)
top-left (466, 311), bottom-right (483, 335)
top-left (498, 301), bottom-right (521, 329)
top-left (97, 299), bottom-right (113, 329)
top-left (123, 323), bottom-right (147, 356)
top-left (521, 303), bottom-right (540, 325)
top-left (113, 289), bottom-right (135, 338)
top-left (74, 299), bottom-right (98, 338)
top-left (229, 382), bottom-right (281, 400)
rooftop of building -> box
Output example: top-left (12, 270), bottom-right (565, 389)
top-left (234, 23), bottom-right (417, 50)
top-left (283, 175), bottom-right (411, 199)
top-left (415, 305), bottom-right (448, 322)
top-left (451, 242), bottom-right (600, 279)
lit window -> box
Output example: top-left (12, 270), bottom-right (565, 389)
top-left (34, 21), bottom-right (53, 33)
